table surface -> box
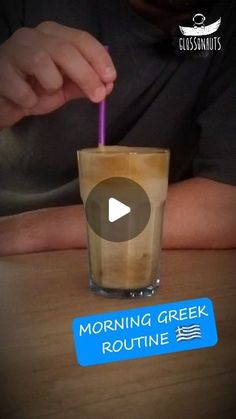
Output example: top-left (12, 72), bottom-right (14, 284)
top-left (0, 249), bottom-right (235, 419)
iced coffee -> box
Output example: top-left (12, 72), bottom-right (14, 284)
top-left (78, 146), bottom-right (169, 298)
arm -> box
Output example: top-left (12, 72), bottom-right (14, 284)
top-left (0, 177), bottom-right (235, 255)
top-left (162, 177), bottom-right (236, 249)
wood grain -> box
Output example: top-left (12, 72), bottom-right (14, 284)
top-left (0, 249), bottom-right (235, 419)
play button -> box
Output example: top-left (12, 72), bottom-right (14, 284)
top-left (108, 198), bottom-right (131, 222)
top-left (85, 177), bottom-right (151, 242)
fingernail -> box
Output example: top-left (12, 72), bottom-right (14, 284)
top-left (92, 86), bottom-right (106, 102)
top-left (104, 67), bottom-right (116, 80)
top-left (106, 82), bottom-right (114, 95)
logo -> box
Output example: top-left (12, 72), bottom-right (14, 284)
top-left (179, 13), bottom-right (221, 52)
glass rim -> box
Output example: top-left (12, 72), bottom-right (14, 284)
top-left (78, 146), bottom-right (170, 156)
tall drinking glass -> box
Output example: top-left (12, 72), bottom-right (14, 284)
top-left (78, 146), bottom-right (169, 298)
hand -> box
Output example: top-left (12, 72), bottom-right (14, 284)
top-left (0, 21), bottom-right (116, 129)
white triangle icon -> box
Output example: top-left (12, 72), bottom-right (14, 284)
top-left (108, 197), bottom-right (131, 223)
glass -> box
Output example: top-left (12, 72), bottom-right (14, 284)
top-left (78, 146), bottom-right (170, 298)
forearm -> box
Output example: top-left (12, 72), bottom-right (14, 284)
top-left (0, 177), bottom-right (235, 255)
top-left (163, 177), bottom-right (236, 249)
top-left (0, 205), bottom-right (87, 255)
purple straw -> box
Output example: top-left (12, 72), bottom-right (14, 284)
top-left (98, 99), bottom-right (106, 146)
top-left (98, 46), bottom-right (108, 146)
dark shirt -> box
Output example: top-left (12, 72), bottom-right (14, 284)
top-left (0, 0), bottom-right (235, 215)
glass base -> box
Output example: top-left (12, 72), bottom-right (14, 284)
top-left (89, 276), bottom-right (160, 298)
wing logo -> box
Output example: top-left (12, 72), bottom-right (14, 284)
top-left (179, 13), bottom-right (221, 37)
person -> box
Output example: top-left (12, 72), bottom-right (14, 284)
top-left (0, 0), bottom-right (235, 255)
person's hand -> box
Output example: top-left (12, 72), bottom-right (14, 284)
top-left (0, 21), bottom-right (116, 129)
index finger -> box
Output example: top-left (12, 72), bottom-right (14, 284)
top-left (37, 22), bottom-right (117, 84)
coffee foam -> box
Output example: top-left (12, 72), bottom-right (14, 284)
top-left (78, 146), bottom-right (169, 202)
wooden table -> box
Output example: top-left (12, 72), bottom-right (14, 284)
top-left (0, 249), bottom-right (235, 419)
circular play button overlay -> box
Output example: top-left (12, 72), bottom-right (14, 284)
top-left (85, 177), bottom-right (151, 242)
